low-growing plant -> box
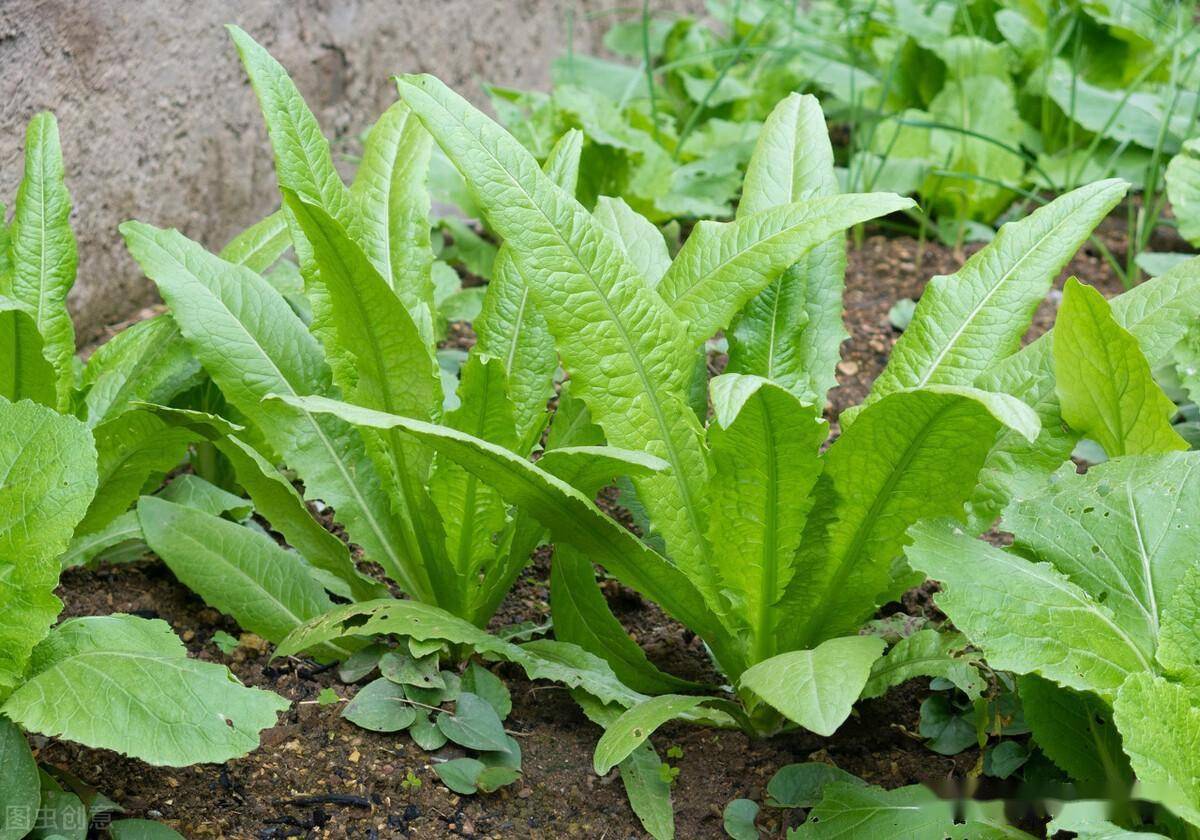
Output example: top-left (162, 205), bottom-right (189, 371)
top-left (255, 68), bottom-right (1200, 834)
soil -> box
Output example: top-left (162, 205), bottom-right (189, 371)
top-left (41, 229), bottom-right (1135, 839)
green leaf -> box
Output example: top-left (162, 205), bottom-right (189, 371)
top-left (1113, 674), bottom-right (1200, 828)
top-left (475, 765), bottom-right (521, 793)
top-left (790, 782), bottom-right (954, 838)
top-left (351, 99), bottom-right (435, 317)
top-left (275, 599), bottom-right (645, 709)
top-left (434, 758), bottom-right (487, 794)
top-left (396, 72), bottom-right (715, 604)
top-left (1158, 561), bottom-right (1200, 689)
top-left (269, 394), bottom-right (727, 655)
top-left (740, 636), bottom-right (885, 736)
top-left (120, 221), bottom-right (415, 600)
top-left (79, 316), bottom-right (201, 427)
top-left (860, 180), bottom-right (1128, 415)
top-left (536, 444), bottom-right (666, 499)
top-left (1046, 61), bottom-right (1182, 152)
top-left (619, 739), bottom-right (674, 840)
top-left (0, 299), bottom-right (55, 407)
top-left (1053, 278), bottom-right (1186, 457)
top-left (972, 255), bottom-right (1200, 528)
top-left (766, 763), bottom-right (865, 809)
top-left (906, 519), bottom-right (1152, 697)
top-left (1166, 139), bottom-right (1200, 247)
top-left (593, 196), bottom-right (671, 286)
top-left (706, 374), bottom-right (826, 668)
top-left (217, 210), bottom-right (291, 274)
top-left (0, 717), bottom-right (39, 840)
top-left (593, 695), bottom-right (709, 775)
top-left (0, 399), bottom-right (97, 699)
top-left (437, 692), bottom-right (510, 752)
top-left (862, 629), bottom-right (985, 701)
top-left (137, 496), bottom-right (342, 656)
top-left (462, 663), bottom-right (511, 720)
top-left (1045, 801), bottom-right (1169, 840)
top-left (723, 799), bottom-right (760, 840)
top-left (2, 614), bottom-right (289, 766)
top-left (1017, 674), bottom-right (1130, 786)
top-left (659, 193), bottom-right (912, 347)
top-left (107, 819), bottom-right (188, 840)
top-left (409, 711), bottom-right (448, 750)
top-left (550, 544), bottom-right (706, 695)
top-left (342, 677), bottom-right (417, 733)
top-left (777, 386), bottom-right (1038, 651)
top-left (147, 406), bottom-right (385, 602)
top-left (8, 113), bottom-right (77, 409)
top-left (78, 411), bottom-right (194, 535)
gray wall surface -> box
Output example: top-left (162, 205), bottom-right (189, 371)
top-left (0, 1), bottom-right (695, 341)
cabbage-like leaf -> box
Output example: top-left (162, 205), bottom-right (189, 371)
top-left (861, 180), bottom-right (1127, 415)
top-left (740, 635), bottom-right (885, 736)
top-left (1053, 279), bottom-right (1186, 457)
top-left (1018, 674), bottom-right (1130, 787)
top-left (594, 196), bottom-right (671, 286)
top-left (7, 113), bottom-right (77, 409)
top-left (2, 615), bottom-right (288, 766)
top-left (0, 298), bottom-right (54, 407)
top-left (217, 210), bottom-right (291, 274)
top-left (706, 374), bottom-right (825, 668)
top-left (776, 386), bottom-right (1038, 652)
top-left (120, 221), bottom-right (418, 600)
top-left (0, 399), bottom-right (97, 699)
top-left (728, 94), bottom-right (847, 405)
top-left (862, 629), bottom-right (985, 701)
top-left (138, 497), bottom-right (345, 659)
top-left (0, 717), bottom-right (39, 840)
top-left (1113, 675), bottom-right (1200, 828)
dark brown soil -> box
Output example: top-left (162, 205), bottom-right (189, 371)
top-left (41, 231), bottom-right (1131, 839)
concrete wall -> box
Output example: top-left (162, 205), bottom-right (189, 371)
top-left (0, 1), bottom-right (696, 340)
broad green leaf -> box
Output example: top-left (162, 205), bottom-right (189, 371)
top-left (396, 73), bottom-right (716, 605)
top-left (0, 717), bottom-right (38, 840)
top-left (536, 444), bottom-right (666, 500)
top-left (777, 386), bottom-right (1039, 651)
top-left (437, 692), bottom-right (509, 751)
top-left (861, 629), bottom-right (985, 701)
top-left (1166, 139), bottom-right (1200, 247)
top-left (137, 497), bottom-right (342, 657)
top-left (428, 355), bottom-right (517, 607)
top-left (1045, 801), bottom-right (1169, 840)
top-left (593, 695), bottom-right (709, 774)
top-left (145, 406), bottom-right (385, 602)
top-left (280, 191), bottom-right (447, 604)
top-left (593, 196), bottom-right (671, 286)
top-left (906, 518), bottom-right (1152, 697)
top-left (550, 544), bottom-right (705, 695)
top-left (8, 113), bottom-right (77, 409)
top-left (619, 738), bottom-right (675, 840)
top-left (473, 130), bottom-right (581, 453)
top-left (350, 99), bottom-right (435, 315)
top-left (217, 210), bottom-right (291, 274)
top-left (724, 799), bottom-right (760, 840)
top-left (1002, 453), bottom-right (1200, 662)
top-left (1158, 561), bottom-right (1200, 689)
top-left (2, 614), bottom-right (289, 766)
top-left (79, 316), bottom-right (202, 427)
top-left (766, 763), bottom-right (866, 808)
top-left (861, 180), bottom-right (1127, 414)
top-left (120, 221), bottom-right (417, 600)
top-left (0, 298), bottom-right (55, 407)
top-left (657, 192), bottom-right (913, 346)
top-left (462, 662), bottom-right (511, 720)
top-left (1047, 61), bottom-right (1183, 152)
top-left (1053, 278), bottom-right (1186, 457)
top-left (1113, 674), bottom-right (1200, 828)
top-left (706, 374), bottom-right (825, 667)
top-left (342, 678), bottom-right (416, 733)
top-left (77, 411), bottom-right (194, 534)
top-left (1017, 674), bottom-right (1130, 787)
top-left (972, 255), bottom-right (1200, 528)
top-left (739, 635), bottom-right (885, 736)
top-left (60, 510), bottom-right (143, 570)
top-left (270, 394), bottom-right (729, 657)
top-left (789, 782), bottom-right (954, 839)
top-left (274, 599), bottom-right (645, 709)
top-left (0, 400), bottom-right (97, 699)
top-left (729, 93), bottom-right (848, 404)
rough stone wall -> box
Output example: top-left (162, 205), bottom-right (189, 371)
top-left (0, 0), bottom-right (697, 340)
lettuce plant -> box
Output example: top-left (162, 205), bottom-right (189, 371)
top-left (261, 70), bottom-right (1200, 834)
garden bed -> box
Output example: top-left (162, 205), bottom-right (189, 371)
top-left (42, 229), bottom-right (1128, 840)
